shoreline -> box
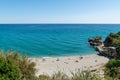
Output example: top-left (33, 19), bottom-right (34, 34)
top-left (29, 52), bottom-right (98, 58)
top-left (31, 53), bottom-right (109, 77)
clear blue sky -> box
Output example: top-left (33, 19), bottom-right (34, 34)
top-left (0, 0), bottom-right (120, 24)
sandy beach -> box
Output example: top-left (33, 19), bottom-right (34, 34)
top-left (31, 53), bottom-right (109, 77)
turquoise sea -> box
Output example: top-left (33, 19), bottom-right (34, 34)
top-left (0, 24), bottom-right (120, 57)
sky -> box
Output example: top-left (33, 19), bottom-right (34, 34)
top-left (0, 0), bottom-right (120, 24)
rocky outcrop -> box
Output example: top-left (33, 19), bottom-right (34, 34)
top-left (88, 35), bottom-right (118, 59)
top-left (104, 32), bottom-right (120, 47)
top-left (88, 36), bottom-right (103, 46)
top-left (102, 47), bottom-right (117, 58)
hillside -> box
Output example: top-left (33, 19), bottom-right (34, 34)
top-left (104, 32), bottom-right (120, 59)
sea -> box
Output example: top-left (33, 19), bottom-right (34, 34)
top-left (0, 24), bottom-right (120, 57)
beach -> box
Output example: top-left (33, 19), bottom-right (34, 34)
top-left (31, 53), bottom-right (109, 77)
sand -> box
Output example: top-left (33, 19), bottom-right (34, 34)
top-left (31, 53), bottom-right (109, 77)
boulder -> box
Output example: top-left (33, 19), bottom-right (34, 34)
top-left (88, 36), bottom-right (103, 46)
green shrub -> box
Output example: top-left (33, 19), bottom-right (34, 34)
top-left (104, 32), bottom-right (120, 47)
top-left (0, 50), bottom-right (36, 80)
top-left (0, 56), bottom-right (20, 80)
top-left (105, 59), bottom-right (120, 79)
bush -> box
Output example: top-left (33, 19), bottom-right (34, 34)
top-left (0, 56), bottom-right (20, 80)
top-left (105, 59), bottom-right (120, 79)
top-left (104, 32), bottom-right (120, 47)
top-left (0, 50), bottom-right (36, 80)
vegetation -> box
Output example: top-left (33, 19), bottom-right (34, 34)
top-left (104, 59), bottom-right (120, 80)
top-left (104, 32), bottom-right (120, 59)
top-left (71, 70), bottom-right (101, 80)
top-left (103, 32), bottom-right (120, 79)
top-left (37, 71), bottom-right (102, 80)
top-left (0, 55), bottom-right (20, 80)
top-left (0, 50), bottom-right (36, 80)
top-left (104, 32), bottom-right (120, 47)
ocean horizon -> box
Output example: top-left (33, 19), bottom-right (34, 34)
top-left (0, 24), bottom-right (120, 57)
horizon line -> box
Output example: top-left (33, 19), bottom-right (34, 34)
top-left (0, 23), bottom-right (120, 24)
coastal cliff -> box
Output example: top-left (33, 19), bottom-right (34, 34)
top-left (88, 32), bottom-right (120, 59)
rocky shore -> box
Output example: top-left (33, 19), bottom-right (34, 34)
top-left (88, 33), bottom-right (119, 59)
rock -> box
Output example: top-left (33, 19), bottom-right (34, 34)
top-left (88, 32), bottom-right (120, 59)
top-left (117, 32), bottom-right (120, 35)
top-left (88, 36), bottom-right (103, 46)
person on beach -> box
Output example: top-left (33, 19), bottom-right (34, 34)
top-left (42, 58), bottom-right (46, 62)
top-left (56, 58), bottom-right (60, 61)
